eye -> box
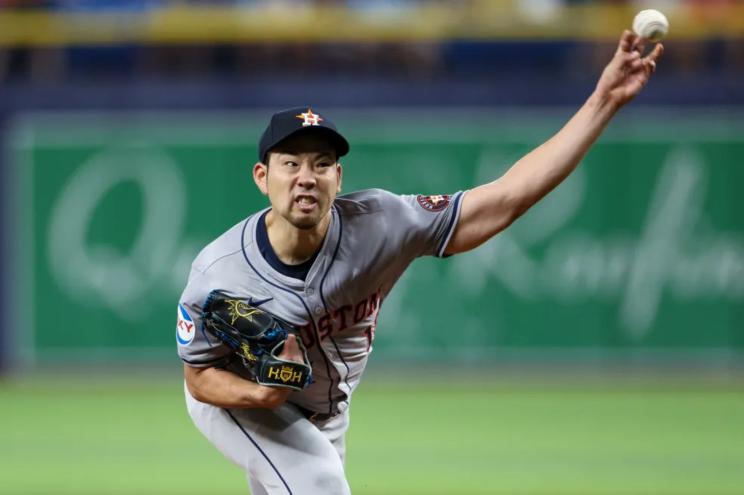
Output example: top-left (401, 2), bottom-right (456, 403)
top-left (284, 161), bottom-right (298, 167)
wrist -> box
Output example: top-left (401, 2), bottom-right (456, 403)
top-left (587, 89), bottom-right (621, 119)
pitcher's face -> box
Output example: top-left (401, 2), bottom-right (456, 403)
top-left (254, 134), bottom-right (342, 230)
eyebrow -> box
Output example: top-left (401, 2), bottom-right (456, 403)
top-left (278, 151), bottom-right (335, 160)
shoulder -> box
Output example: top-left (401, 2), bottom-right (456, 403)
top-left (334, 188), bottom-right (404, 217)
top-left (191, 216), bottom-right (254, 276)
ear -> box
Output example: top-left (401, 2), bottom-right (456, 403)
top-left (253, 162), bottom-right (269, 195)
top-left (335, 163), bottom-right (343, 193)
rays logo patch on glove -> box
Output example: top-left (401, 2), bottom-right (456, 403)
top-left (200, 290), bottom-right (312, 390)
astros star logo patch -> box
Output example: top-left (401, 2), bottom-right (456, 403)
top-left (295, 108), bottom-right (323, 127)
top-left (416, 194), bottom-right (451, 212)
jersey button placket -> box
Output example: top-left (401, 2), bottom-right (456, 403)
top-left (304, 286), bottom-right (322, 315)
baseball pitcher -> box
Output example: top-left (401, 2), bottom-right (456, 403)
top-left (176, 31), bottom-right (663, 494)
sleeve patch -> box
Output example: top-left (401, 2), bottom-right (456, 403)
top-left (416, 194), bottom-right (451, 212)
top-left (176, 304), bottom-right (196, 345)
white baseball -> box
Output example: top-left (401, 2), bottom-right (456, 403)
top-left (632, 9), bottom-right (669, 42)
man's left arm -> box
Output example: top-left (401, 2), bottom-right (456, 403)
top-left (446, 30), bottom-right (663, 255)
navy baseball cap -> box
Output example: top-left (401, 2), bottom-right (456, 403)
top-left (258, 107), bottom-right (350, 163)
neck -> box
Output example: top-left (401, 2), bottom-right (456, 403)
top-left (265, 210), bottom-right (331, 265)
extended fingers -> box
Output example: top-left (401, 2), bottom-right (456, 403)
top-left (643, 43), bottom-right (664, 73)
top-left (632, 36), bottom-right (646, 56)
top-left (647, 43), bottom-right (664, 62)
top-left (617, 29), bottom-right (636, 54)
top-left (619, 29), bottom-right (664, 57)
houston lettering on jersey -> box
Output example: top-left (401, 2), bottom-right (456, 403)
top-left (298, 290), bottom-right (380, 349)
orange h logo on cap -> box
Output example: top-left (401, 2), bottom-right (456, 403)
top-left (295, 108), bottom-right (324, 127)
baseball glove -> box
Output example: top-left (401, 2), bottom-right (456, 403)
top-left (200, 290), bottom-right (312, 391)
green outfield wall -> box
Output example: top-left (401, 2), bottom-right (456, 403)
top-left (7, 109), bottom-right (744, 364)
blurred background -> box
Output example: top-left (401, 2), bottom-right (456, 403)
top-left (1, 1), bottom-right (743, 494)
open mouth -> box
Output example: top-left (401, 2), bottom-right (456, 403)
top-left (295, 195), bottom-right (318, 213)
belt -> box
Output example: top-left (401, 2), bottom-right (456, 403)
top-left (295, 405), bottom-right (339, 422)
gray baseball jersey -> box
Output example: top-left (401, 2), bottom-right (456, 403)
top-left (177, 187), bottom-right (464, 493)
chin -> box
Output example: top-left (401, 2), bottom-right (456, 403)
top-left (292, 219), bottom-right (319, 230)
top-left (289, 214), bottom-right (322, 230)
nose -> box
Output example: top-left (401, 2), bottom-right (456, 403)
top-left (296, 163), bottom-right (317, 189)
